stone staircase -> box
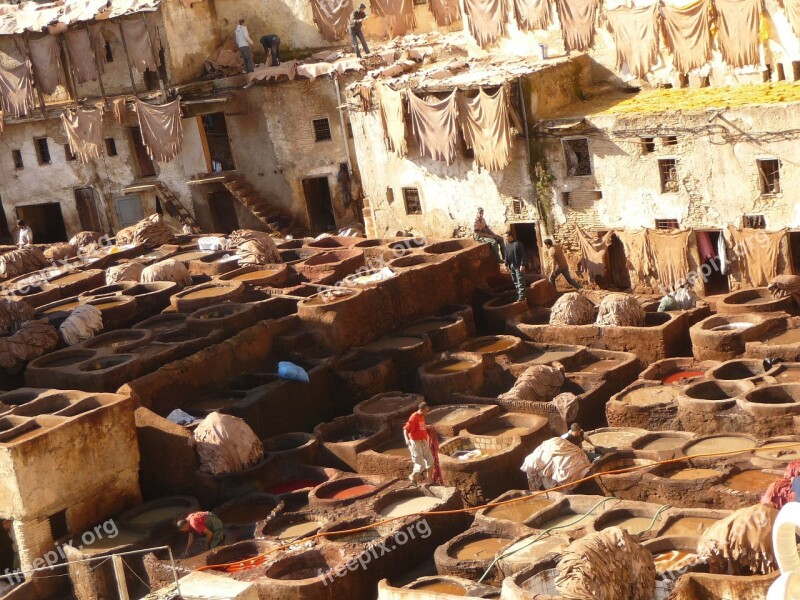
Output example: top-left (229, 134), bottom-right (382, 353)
top-left (222, 174), bottom-right (295, 232)
top-left (154, 182), bottom-right (201, 233)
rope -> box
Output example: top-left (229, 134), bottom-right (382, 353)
top-left (197, 440), bottom-right (800, 573)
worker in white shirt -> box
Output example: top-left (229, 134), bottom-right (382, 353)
top-left (235, 19), bottom-right (255, 73)
top-left (16, 220), bottom-right (32, 247)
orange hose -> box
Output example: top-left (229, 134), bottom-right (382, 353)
top-left (197, 440), bottom-right (799, 572)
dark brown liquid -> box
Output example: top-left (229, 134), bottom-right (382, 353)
top-left (428, 360), bottom-right (475, 375)
top-left (724, 470), bottom-right (781, 493)
top-left (767, 328), bottom-right (800, 345)
top-left (484, 498), bottom-right (553, 522)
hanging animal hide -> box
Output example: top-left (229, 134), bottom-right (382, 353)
top-left (376, 83), bottom-right (407, 157)
top-left (135, 97), bottom-right (183, 163)
top-left (514, 0), bottom-right (552, 30)
top-left (462, 0), bottom-right (507, 47)
top-left (64, 28), bottom-right (102, 84)
top-left (554, 0), bottom-right (598, 51)
top-left (457, 86), bottom-right (513, 171)
top-left (714, 0), bottom-right (761, 68)
top-left (661, 0), bottom-right (712, 73)
top-left (406, 90), bottom-right (459, 164)
top-left (371, 0), bottom-right (417, 37)
top-left (727, 226), bottom-right (787, 287)
top-left (647, 228), bottom-right (692, 291)
top-left (311, 0), bottom-right (351, 41)
top-left (27, 34), bottom-right (66, 95)
top-left (0, 62), bottom-right (36, 118)
top-left (61, 107), bottom-right (104, 164)
top-left (119, 14), bottom-right (161, 73)
top-left (429, 0), bottom-right (462, 25)
top-left (604, 3), bottom-right (659, 79)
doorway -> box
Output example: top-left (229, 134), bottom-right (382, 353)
top-left (0, 196), bottom-right (10, 244)
top-left (0, 520), bottom-right (16, 585)
top-left (208, 190), bottom-right (240, 234)
top-left (790, 232), bottom-right (800, 274)
top-left (16, 203), bottom-right (67, 243)
top-left (74, 188), bottom-right (102, 232)
top-left (130, 127), bottom-right (156, 177)
top-left (303, 177), bottom-right (336, 233)
top-left (510, 222), bottom-right (541, 273)
top-left (698, 230), bottom-right (730, 296)
top-left (115, 196), bottom-right (144, 228)
top-left (607, 234), bottom-right (631, 290)
top-left (201, 113), bottom-right (235, 172)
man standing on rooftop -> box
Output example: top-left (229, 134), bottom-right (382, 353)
top-left (235, 19), bottom-right (255, 73)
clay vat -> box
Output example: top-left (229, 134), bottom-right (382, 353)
top-left (424, 239), bottom-right (478, 255)
top-left (690, 313), bottom-right (783, 361)
top-left (682, 434), bottom-right (758, 458)
top-left (262, 432), bottom-right (319, 464)
top-left (746, 325), bottom-right (800, 362)
top-left (505, 343), bottom-right (582, 377)
top-left (82, 329), bottom-right (153, 352)
top-left (587, 427), bottom-right (649, 453)
top-left (213, 493), bottom-right (282, 532)
top-left (656, 508), bottom-right (728, 538)
top-left (495, 532), bottom-right (569, 577)
top-left (400, 316), bottom-right (468, 352)
top-left (639, 357), bottom-right (720, 384)
top-left (261, 546), bottom-right (354, 599)
top-left (594, 453), bottom-right (657, 498)
top-left (123, 281), bottom-right (178, 315)
top-left (739, 383), bottom-right (800, 417)
top-left (436, 304), bottom-right (477, 336)
top-left (331, 351), bottom-right (396, 405)
top-left (751, 436), bottom-right (800, 468)
top-left (526, 496), bottom-right (613, 535)
top-left (631, 431), bottom-right (696, 460)
top-left (308, 475), bottom-right (384, 508)
top-left (643, 536), bottom-right (702, 575)
top-left (606, 381), bottom-right (682, 430)
top-left (708, 358), bottom-right (779, 382)
top-left (277, 239), bottom-right (305, 250)
top-left (185, 302), bottom-right (257, 335)
top-left (11, 392), bottom-right (79, 417)
top-left (119, 496), bottom-right (199, 533)
top-left (371, 485), bottom-right (462, 524)
top-left (305, 237), bottom-right (344, 249)
top-left (465, 412), bottom-right (550, 449)
top-left (419, 352), bottom-right (485, 404)
top-left (0, 417), bottom-right (44, 444)
top-left (482, 293), bottom-right (528, 334)
top-left (653, 463), bottom-right (727, 486)
top-left (459, 335), bottom-right (524, 359)
top-left (293, 249), bottom-right (365, 284)
top-left (25, 348), bottom-right (101, 390)
top-left (425, 404), bottom-right (500, 438)
top-left (772, 362), bottom-right (800, 384)
top-left (278, 247), bottom-right (318, 264)
top-left (721, 468), bottom-right (782, 495)
top-left (297, 287), bottom-right (376, 352)
top-left (317, 516), bottom-right (395, 546)
top-left (717, 287), bottom-right (793, 314)
top-left (86, 294), bottom-right (138, 326)
top-left (354, 391), bottom-right (422, 428)
top-left (49, 269), bottom-right (105, 297)
top-left (361, 333), bottom-right (433, 385)
top-left (73, 354), bottom-right (139, 392)
top-left (170, 280), bottom-right (245, 312)
top-left (678, 379), bottom-right (755, 413)
top-left (434, 527), bottom-right (514, 585)
top-left (356, 434), bottom-right (414, 479)
top-left (404, 576), bottom-right (472, 596)
top-left (133, 313), bottom-right (188, 335)
top-left (260, 512), bottom-right (326, 542)
top-left (218, 263), bottom-right (290, 287)
top-left (78, 280), bottom-right (138, 300)
top-left (203, 540), bottom-right (277, 572)
top-left (37, 295), bottom-right (86, 319)
top-left (475, 490), bottom-right (556, 528)
top-left (1, 273), bottom-right (61, 308)
top-left (601, 310), bottom-right (690, 364)
top-left (313, 415), bottom-right (390, 470)
top-left (183, 390), bottom-right (247, 417)
top-left (592, 506), bottom-right (666, 537)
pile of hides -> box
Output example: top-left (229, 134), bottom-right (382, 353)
top-left (0, 320), bottom-right (59, 372)
top-left (44, 242), bottom-right (78, 263)
top-left (192, 412), bottom-right (264, 475)
top-left (696, 503), bottom-right (778, 575)
top-left (132, 214), bottom-right (176, 247)
top-left (549, 292), bottom-right (595, 325)
top-left (59, 304), bottom-right (103, 346)
top-left (556, 527), bottom-right (656, 600)
top-left (0, 247), bottom-right (48, 280)
top-left (521, 437), bottom-right (591, 491)
top-left (552, 391), bottom-right (580, 430)
top-left (140, 259), bottom-right (192, 289)
top-left (595, 293), bottom-right (645, 327)
top-left (0, 300), bottom-right (35, 335)
top-left (229, 229), bottom-right (282, 265)
top-left (769, 274), bottom-right (800, 307)
top-left (106, 262), bottom-right (145, 285)
top-left (115, 225), bottom-right (137, 246)
top-left (499, 363), bottom-right (565, 403)
top-left (70, 231), bottom-right (104, 248)
top-left (203, 37), bottom-right (244, 78)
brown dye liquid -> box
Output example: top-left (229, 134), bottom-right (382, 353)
top-left (232, 269), bottom-right (280, 282)
top-left (44, 300), bottom-right (82, 313)
top-left (376, 440), bottom-right (409, 457)
top-left (464, 338), bottom-right (516, 354)
top-left (273, 521), bottom-right (320, 540)
top-left (81, 530), bottom-right (144, 554)
top-left (767, 328), bottom-right (800, 345)
top-left (360, 395), bottom-right (410, 414)
top-left (754, 443), bottom-right (800, 460)
top-left (171, 251), bottom-right (211, 262)
top-left (588, 430), bottom-right (640, 448)
top-left (217, 504), bottom-right (276, 524)
top-left (53, 272), bottom-right (90, 284)
top-left (413, 581), bottom-right (467, 595)
top-left (668, 468), bottom-right (722, 480)
top-left (183, 287), bottom-right (230, 300)
top-left (484, 497), bottom-right (553, 522)
top-left (4, 428), bottom-right (42, 443)
top-left (623, 386), bottom-right (682, 407)
top-left (662, 517), bottom-right (717, 537)
top-left (522, 350), bottom-right (575, 364)
top-left (428, 360), bottom-right (475, 375)
top-left (92, 300), bottom-right (127, 309)
top-left (653, 550), bottom-right (697, 572)
top-left (402, 320), bottom-right (452, 335)
top-left (538, 512), bottom-right (586, 530)
top-left (379, 496), bottom-right (440, 518)
top-left (777, 368), bottom-right (800, 383)
top-left (452, 537), bottom-right (510, 560)
top-left (602, 516), bottom-right (656, 535)
top-left (578, 359), bottom-right (620, 373)
top-left (724, 470), bottom-right (781, 493)
top-left (128, 506), bottom-right (187, 525)
top-left (364, 336), bottom-right (421, 350)
top-left (429, 408), bottom-right (479, 424)
top-left (739, 296), bottom-right (772, 305)
top-left (480, 426), bottom-right (531, 437)
top-left (686, 436), bottom-right (756, 455)
top-left (640, 437), bottom-right (686, 451)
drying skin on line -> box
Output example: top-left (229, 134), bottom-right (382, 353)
top-left (713, 0), bottom-right (761, 68)
top-left (727, 226), bottom-right (787, 287)
top-left (311, 0), bottom-right (351, 41)
top-left (457, 86), bottom-right (513, 171)
top-left (61, 107), bottom-right (104, 164)
top-left (463, 0), bottom-right (507, 47)
top-left (660, 0), bottom-right (712, 74)
top-left (27, 34), bottom-right (65, 95)
top-left (248, 60), bottom-right (298, 83)
top-left (429, 0), bottom-right (462, 26)
top-left (111, 97), bottom-right (128, 124)
top-left (64, 28), bottom-right (103, 84)
top-left (616, 229), bottom-right (653, 287)
top-left (406, 90), bottom-right (459, 164)
top-left (576, 228), bottom-right (613, 284)
top-left (784, 0), bottom-right (800, 39)
top-left (513, 0), bottom-right (552, 30)
top-left (372, 0), bottom-right (417, 37)
top-left (377, 83), bottom-right (407, 157)
top-left (0, 61), bottom-right (36, 118)
top-left (135, 96), bottom-right (184, 163)
top-left (604, 3), bottom-right (659, 79)
top-left (119, 14), bottom-right (161, 72)
top-left (554, 0), bottom-right (598, 51)
top-left (647, 228), bottom-right (692, 290)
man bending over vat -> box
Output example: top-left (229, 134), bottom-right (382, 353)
top-left (178, 511), bottom-right (225, 557)
top-left (404, 402), bottom-right (434, 488)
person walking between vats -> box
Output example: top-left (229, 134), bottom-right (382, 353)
top-left (16, 220), bottom-right (32, 247)
top-left (349, 4), bottom-right (370, 58)
top-left (562, 422), bottom-right (600, 462)
top-left (178, 511), bottom-right (225, 557)
top-left (505, 230), bottom-right (529, 302)
top-left (2, 520), bottom-right (19, 573)
top-left (473, 207), bottom-right (503, 263)
top-left (235, 19), bottom-right (255, 73)
top-left (260, 34), bottom-right (281, 66)
top-left (404, 402), bottom-right (434, 487)
top-left (544, 238), bottom-right (582, 290)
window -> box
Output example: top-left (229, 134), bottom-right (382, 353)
top-left (512, 199), bottom-right (523, 215)
top-left (757, 159), bottom-right (781, 194)
top-left (640, 137), bottom-right (655, 154)
top-left (11, 150), bottom-right (23, 170)
top-left (402, 188), bottom-right (422, 214)
top-left (794, 61), bottom-right (800, 81)
top-left (591, 190), bottom-right (603, 200)
top-left (34, 137), bottom-right (51, 165)
top-left (312, 118), bottom-right (332, 142)
top-left (386, 187), bottom-right (395, 203)
top-left (64, 144), bottom-right (76, 162)
top-left (49, 509), bottom-right (68, 541)
top-left (777, 63), bottom-right (786, 81)
top-left (105, 41), bottom-right (114, 62)
top-left (662, 135), bottom-right (678, 147)
top-left (104, 138), bottom-right (118, 157)
top-left (561, 192), bottom-right (571, 206)
top-left (655, 218), bottom-right (679, 230)
top-left (563, 138), bottom-right (591, 176)
top-left (743, 214), bottom-right (766, 229)
top-left (413, 0), bottom-right (427, 4)
top-left (658, 158), bottom-right (679, 193)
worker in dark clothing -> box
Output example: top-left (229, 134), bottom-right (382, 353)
top-left (562, 423), bottom-right (600, 462)
top-left (504, 230), bottom-right (529, 302)
top-left (260, 34), bottom-right (281, 66)
top-left (337, 163), bottom-right (352, 208)
top-left (349, 3), bottom-right (370, 58)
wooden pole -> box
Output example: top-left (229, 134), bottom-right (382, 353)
top-left (20, 33), bottom-right (47, 118)
top-left (58, 33), bottom-right (80, 108)
top-left (117, 19), bottom-right (139, 94)
top-left (141, 13), bottom-right (166, 100)
top-left (84, 23), bottom-right (108, 106)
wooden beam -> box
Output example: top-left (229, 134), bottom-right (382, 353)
top-left (117, 19), bottom-right (139, 94)
top-left (20, 33), bottom-right (47, 118)
top-left (141, 13), bottom-right (166, 101)
top-left (85, 23), bottom-right (108, 107)
top-left (57, 33), bottom-right (80, 108)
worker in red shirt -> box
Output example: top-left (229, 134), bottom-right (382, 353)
top-left (403, 401), bottom-right (433, 486)
top-left (177, 511), bottom-right (225, 557)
